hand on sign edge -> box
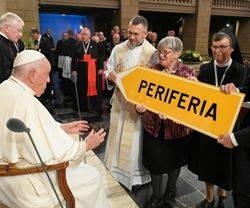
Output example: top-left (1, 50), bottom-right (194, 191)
top-left (217, 134), bottom-right (234, 149)
top-left (159, 113), bottom-right (167, 120)
top-left (186, 76), bottom-right (198, 82)
top-left (220, 83), bottom-right (237, 94)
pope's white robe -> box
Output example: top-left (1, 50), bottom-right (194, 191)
top-left (104, 40), bottom-right (156, 190)
top-left (0, 77), bottom-right (108, 208)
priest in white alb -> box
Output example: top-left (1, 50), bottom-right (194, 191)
top-left (104, 15), bottom-right (157, 190)
top-left (0, 50), bottom-right (108, 208)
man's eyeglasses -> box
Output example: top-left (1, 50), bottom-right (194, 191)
top-left (211, 45), bottom-right (230, 52)
top-left (7, 24), bottom-right (23, 34)
top-left (155, 50), bottom-right (173, 56)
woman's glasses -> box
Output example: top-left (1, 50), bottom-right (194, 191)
top-left (155, 50), bottom-right (174, 56)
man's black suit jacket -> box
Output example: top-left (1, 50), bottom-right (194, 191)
top-left (0, 34), bottom-right (18, 83)
top-left (39, 36), bottom-right (55, 66)
top-left (234, 112), bottom-right (250, 158)
top-left (198, 60), bottom-right (247, 88)
top-left (62, 37), bottom-right (77, 58)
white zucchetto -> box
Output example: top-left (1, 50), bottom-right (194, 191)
top-left (13, 50), bottom-right (45, 67)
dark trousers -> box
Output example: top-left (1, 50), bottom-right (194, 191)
top-left (233, 149), bottom-right (250, 208)
top-left (150, 168), bottom-right (180, 197)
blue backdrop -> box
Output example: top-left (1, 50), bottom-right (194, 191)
top-left (39, 13), bottom-right (94, 45)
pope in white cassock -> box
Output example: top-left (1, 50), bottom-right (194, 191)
top-left (0, 50), bottom-right (108, 208)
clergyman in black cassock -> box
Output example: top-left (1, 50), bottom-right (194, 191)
top-left (72, 40), bottom-right (104, 112)
top-left (0, 35), bottom-right (17, 83)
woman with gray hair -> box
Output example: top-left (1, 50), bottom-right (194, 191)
top-left (136, 36), bottom-right (196, 208)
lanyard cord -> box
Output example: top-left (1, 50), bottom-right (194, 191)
top-left (213, 61), bottom-right (232, 87)
top-left (82, 41), bottom-right (90, 54)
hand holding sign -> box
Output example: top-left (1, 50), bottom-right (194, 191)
top-left (116, 66), bottom-right (245, 139)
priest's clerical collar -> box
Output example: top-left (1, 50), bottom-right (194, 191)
top-left (214, 58), bottom-right (232, 68)
top-left (127, 40), bottom-right (144, 49)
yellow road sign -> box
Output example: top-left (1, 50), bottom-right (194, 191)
top-left (116, 66), bottom-right (245, 139)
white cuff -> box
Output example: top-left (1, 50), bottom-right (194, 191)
top-left (230, 133), bottom-right (239, 147)
top-left (104, 68), bottom-right (115, 90)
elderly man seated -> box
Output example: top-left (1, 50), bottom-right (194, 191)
top-left (0, 50), bottom-right (108, 208)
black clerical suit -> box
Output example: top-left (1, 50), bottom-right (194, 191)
top-left (42, 33), bottom-right (54, 49)
top-left (188, 60), bottom-right (247, 190)
top-left (0, 34), bottom-right (19, 83)
top-left (35, 35), bottom-right (55, 108)
top-left (10, 39), bottom-right (25, 56)
top-left (72, 40), bottom-right (104, 112)
top-left (39, 35), bottom-right (55, 67)
top-left (232, 110), bottom-right (250, 207)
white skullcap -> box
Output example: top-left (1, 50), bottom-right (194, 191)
top-left (13, 50), bottom-right (45, 67)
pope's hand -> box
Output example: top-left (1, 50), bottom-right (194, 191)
top-left (61, 120), bottom-right (89, 134)
top-left (108, 71), bottom-right (116, 83)
top-left (85, 129), bottom-right (106, 151)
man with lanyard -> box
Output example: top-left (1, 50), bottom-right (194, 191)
top-left (188, 32), bottom-right (247, 208)
top-left (104, 15), bottom-right (157, 191)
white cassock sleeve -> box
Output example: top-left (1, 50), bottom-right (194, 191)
top-left (5, 94), bottom-right (86, 165)
top-left (104, 47), bottom-right (116, 90)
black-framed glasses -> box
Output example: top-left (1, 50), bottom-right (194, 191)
top-left (7, 24), bottom-right (23, 34)
top-left (155, 50), bottom-right (173, 56)
top-left (211, 45), bottom-right (230, 52)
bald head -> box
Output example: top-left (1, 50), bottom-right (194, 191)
top-left (81, 27), bottom-right (91, 42)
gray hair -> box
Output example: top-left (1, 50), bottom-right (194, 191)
top-left (212, 32), bottom-right (232, 47)
top-left (129, 15), bottom-right (148, 31)
top-left (157, 36), bottom-right (183, 52)
top-left (0, 12), bottom-right (24, 29)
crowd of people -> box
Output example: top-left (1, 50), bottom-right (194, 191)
top-left (0, 11), bottom-right (250, 208)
